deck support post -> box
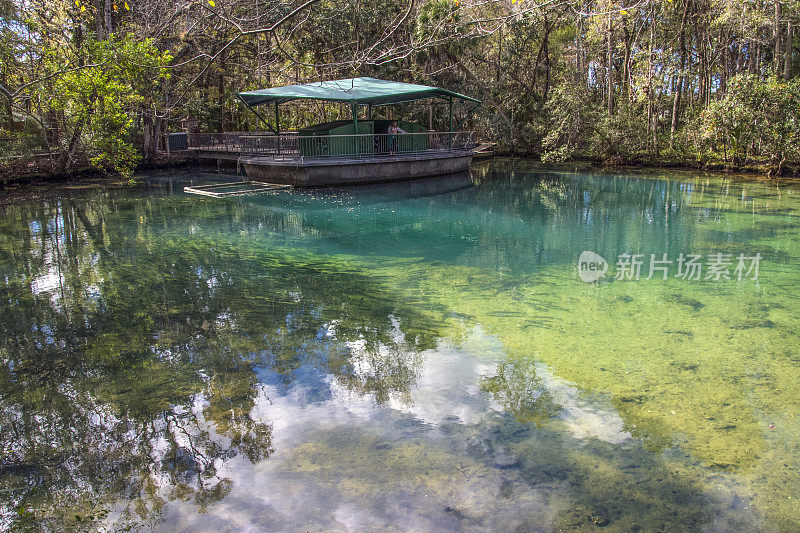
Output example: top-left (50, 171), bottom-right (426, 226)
top-left (275, 101), bottom-right (281, 155)
top-left (448, 97), bottom-right (453, 132)
top-left (448, 97), bottom-right (454, 151)
top-left (351, 102), bottom-right (358, 156)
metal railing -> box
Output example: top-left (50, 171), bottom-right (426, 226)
top-left (184, 131), bottom-right (475, 160)
top-left (186, 132), bottom-right (275, 153)
top-left (167, 132), bottom-right (189, 151)
top-left (238, 131), bottom-right (476, 160)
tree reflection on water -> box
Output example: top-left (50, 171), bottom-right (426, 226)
top-left (0, 189), bottom-right (443, 530)
top-left (1, 165), bottom-right (776, 530)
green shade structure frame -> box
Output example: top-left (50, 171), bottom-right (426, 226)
top-left (237, 77), bottom-right (481, 135)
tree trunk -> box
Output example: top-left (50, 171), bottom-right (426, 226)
top-left (154, 117), bottom-right (163, 157)
top-left (1, 68), bottom-right (12, 131)
top-left (575, 13), bottom-right (582, 83)
top-left (606, 12), bottom-right (613, 116)
top-left (670, 76), bottom-right (682, 149)
top-left (647, 10), bottom-right (654, 153)
top-left (94, 0), bottom-right (112, 38)
top-left (735, 40), bottom-right (745, 73)
top-left (94, 0), bottom-right (104, 38)
top-left (721, 29), bottom-right (728, 93)
top-left (574, 12), bottom-right (582, 144)
top-left (670, 0), bottom-right (690, 149)
top-left (623, 22), bottom-right (632, 102)
top-left (62, 117), bottom-right (87, 172)
top-left (754, 42), bottom-right (761, 75)
top-left (218, 56), bottom-right (226, 133)
top-left (786, 19), bottom-right (793, 77)
top-left (543, 27), bottom-right (551, 104)
top-left (775, 0), bottom-right (782, 77)
top-left (143, 116), bottom-right (152, 162)
top-left (496, 26), bottom-right (502, 85)
top-left (3, 99), bottom-right (12, 132)
top-left (104, 0), bottom-right (113, 37)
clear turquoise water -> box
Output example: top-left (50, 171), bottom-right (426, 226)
top-left (1, 160), bottom-right (799, 531)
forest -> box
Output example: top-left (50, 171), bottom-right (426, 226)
top-left (1, 0), bottom-right (799, 178)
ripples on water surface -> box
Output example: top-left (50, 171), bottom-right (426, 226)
top-left (1, 160), bottom-right (799, 531)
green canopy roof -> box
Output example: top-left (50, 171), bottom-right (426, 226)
top-left (237, 77), bottom-right (480, 107)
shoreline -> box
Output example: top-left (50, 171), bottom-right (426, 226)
top-left (2, 154), bottom-right (800, 192)
top-left (0, 154), bottom-right (195, 189)
top-left (487, 154), bottom-right (800, 186)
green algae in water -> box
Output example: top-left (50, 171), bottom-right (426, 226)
top-left (1, 161), bottom-right (799, 531)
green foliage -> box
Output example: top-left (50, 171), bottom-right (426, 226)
top-left (38, 35), bottom-right (171, 177)
top-left (591, 104), bottom-right (651, 161)
top-left (543, 86), bottom-right (653, 164)
top-left (701, 75), bottom-right (800, 172)
top-left (3, 0), bottom-right (800, 176)
top-left (414, 0), bottom-right (464, 58)
top-left (542, 80), bottom-right (594, 162)
top-left (480, 360), bottom-right (560, 424)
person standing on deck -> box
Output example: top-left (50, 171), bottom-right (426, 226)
top-left (388, 120), bottom-right (406, 154)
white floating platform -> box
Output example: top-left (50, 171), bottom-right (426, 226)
top-left (184, 181), bottom-right (291, 198)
